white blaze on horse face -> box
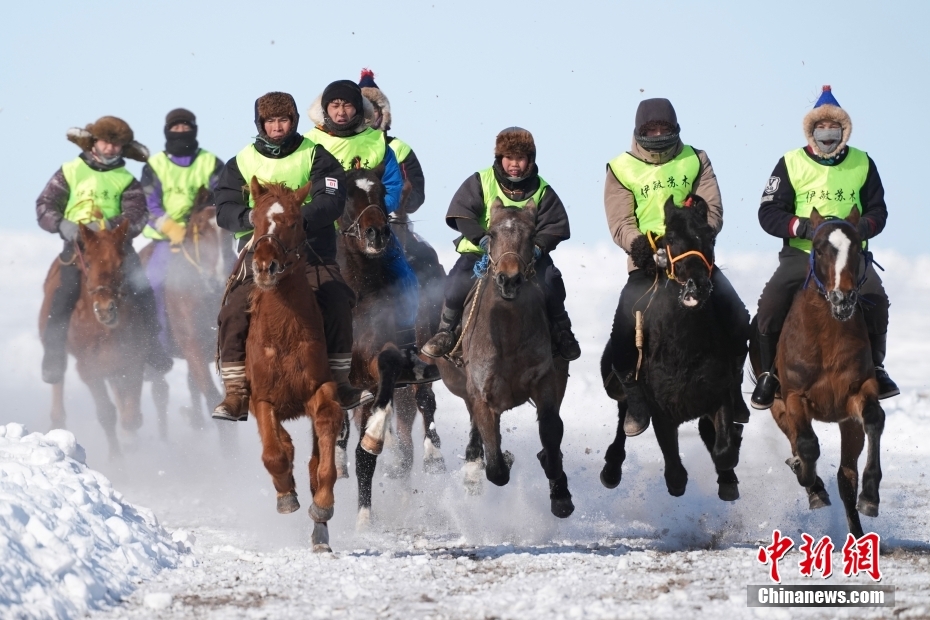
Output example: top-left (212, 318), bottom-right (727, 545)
top-left (266, 202), bottom-right (284, 235)
top-left (828, 228), bottom-right (852, 291)
top-left (355, 178), bottom-right (374, 193)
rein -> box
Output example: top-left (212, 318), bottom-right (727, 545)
top-left (802, 219), bottom-right (883, 298)
top-left (340, 204), bottom-right (386, 240)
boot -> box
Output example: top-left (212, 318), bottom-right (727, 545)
top-left (421, 307), bottom-right (461, 358)
top-left (750, 332), bottom-right (780, 410)
top-left (549, 312), bottom-right (581, 361)
top-left (394, 328), bottom-right (440, 386)
top-left (619, 372), bottom-right (651, 437)
top-left (869, 332), bottom-right (900, 399)
top-left (212, 362), bottom-right (250, 421)
top-left (330, 357), bottom-right (374, 411)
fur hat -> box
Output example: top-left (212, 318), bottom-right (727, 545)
top-left (165, 108), bottom-right (196, 130)
top-left (359, 69), bottom-right (392, 131)
top-left (307, 91), bottom-right (376, 130)
top-left (66, 116), bottom-right (149, 162)
top-left (254, 91), bottom-right (299, 132)
top-left (494, 127), bottom-right (536, 162)
top-left (803, 85), bottom-right (853, 158)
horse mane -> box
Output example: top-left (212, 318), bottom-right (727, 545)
top-left (663, 194), bottom-right (714, 245)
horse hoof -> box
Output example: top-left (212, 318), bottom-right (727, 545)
top-left (311, 521), bottom-right (330, 550)
top-left (463, 461), bottom-right (485, 496)
top-left (502, 450), bottom-right (515, 470)
top-left (717, 482), bottom-right (740, 502)
top-left (356, 507), bottom-right (372, 531)
top-left (857, 498), bottom-right (879, 517)
top-left (599, 464), bottom-right (622, 489)
top-left (665, 475), bottom-right (687, 497)
top-left (785, 456), bottom-right (802, 474)
top-left (808, 490), bottom-right (831, 510)
top-left (360, 434), bottom-right (384, 456)
top-left (276, 492), bottom-right (300, 514)
top-left (551, 496), bottom-right (575, 519)
top-left (308, 502), bottom-right (334, 523)
top-left (423, 455), bottom-right (446, 474)
top-left (313, 544), bottom-right (333, 553)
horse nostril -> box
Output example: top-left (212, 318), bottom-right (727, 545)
top-left (366, 228), bottom-right (377, 242)
top-left (828, 291), bottom-right (844, 304)
top-left (269, 261), bottom-right (279, 275)
top-left (513, 274), bottom-right (523, 287)
top-left (496, 273), bottom-right (506, 287)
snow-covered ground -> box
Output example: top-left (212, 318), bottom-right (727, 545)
top-left (1, 232), bottom-right (928, 619)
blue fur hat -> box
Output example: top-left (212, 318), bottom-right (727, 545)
top-left (813, 85), bottom-right (841, 109)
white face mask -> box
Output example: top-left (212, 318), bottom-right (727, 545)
top-left (813, 128), bottom-right (843, 154)
top-left (92, 145), bottom-right (122, 165)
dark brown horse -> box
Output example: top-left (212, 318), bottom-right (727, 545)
top-left (245, 177), bottom-right (344, 552)
top-left (336, 169), bottom-right (446, 528)
top-left (39, 220), bottom-right (147, 458)
top-left (750, 207), bottom-right (885, 537)
top-left (437, 198), bottom-right (575, 518)
top-left (139, 189), bottom-right (226, 437)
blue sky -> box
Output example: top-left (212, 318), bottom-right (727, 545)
top-left (2, 0), bottom-right (928, 257)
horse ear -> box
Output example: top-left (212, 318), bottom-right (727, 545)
top-left (689, 194), bottom-right (708, 221)
top-left (295, 181), bottom-right (312, 206)
top-left (846, 205), bottom-right (861, 226)
top-left (522, 197), bottom-right (537, 219)
top-left (809, 207), bottom-right (824, 229)
top-left (489, 197), bottom-right (505, 214)
top-left (249, 176), bottom-right (265, 200)
top-left (663, 195), bottom-right (678, 224)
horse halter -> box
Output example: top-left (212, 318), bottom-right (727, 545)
top-left (73, 240), bottom-right (124, 299)
top-left (486, 240), bottom-right (537, 280)
top-left (646, 230), bottom-right (714, 283)
top-left (252, 229), bottom-right (303, 273)
top-left (340, 204), bottom-right (387, 240)
top-left (803, 219), bottom-right (880, 297)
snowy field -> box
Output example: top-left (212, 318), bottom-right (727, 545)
top-left (1, 232), bottom-right (929, 619)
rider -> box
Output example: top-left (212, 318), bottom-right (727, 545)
top-left (358, 68), bottom-right (425, 244)
top-left (306, 79), bottom-right (438, 385)
top-left (140, 108), bottom-right (223, 353)
top-left (36, 116), bottom-right (172, 383)
top-left (214, 91), bottom-right (370, 420)
top-left (604, 98), bottom-right (748, 436)
top-left (751, 85), bottom-right (898, 409)
top-left (420, 127), bottom-right (582, 362)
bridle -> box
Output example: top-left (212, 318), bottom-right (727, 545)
top-left (486, 240), bottom-right (537, 280)
top-left (252, 228), bottom-right (303, 273)
top-left (646, 230), bottom-right (714, 284)
top-left (72, 240), bottom-right (124, 299)
top-left (340, 204), bottom-right (387, 240)
top-left (803, 219), bottom-right (880, 298)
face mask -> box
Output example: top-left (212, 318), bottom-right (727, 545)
top-left (813, 128), bottom-right (843, 154)
top-left (92, 147), bottom-right (121, 166)
top-left (635, 132), bottom-right (680, 154)
top-left (165, 130), bottom-right (199, 156)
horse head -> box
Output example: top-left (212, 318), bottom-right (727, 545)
top-left (249, 176), bottom-right (310, 290)
top-left (78, 218), bottom-right (130, 328)
top-left (340, 169), bottom-right (390, 257)
top-left (662, 194), bottom-right (716, 309)
top-left (487, 197), bottom-right (537, 300)
top-left (808, 206), bottom-right (863, 321)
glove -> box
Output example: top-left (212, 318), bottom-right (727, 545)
top-left (654, 247), bottom-right (668, 269)
top-left (58, 219), bottom-right (79, 242)
top-left (857, 219), bottom-right (872, 241)
top-left (158, 216), bottom-right (187, 245)
top-left (478, 235), bottom-right (490, 253)
top-left (794, 217), bottom-right (814, 240)
top-left (630, 235), bottom-right (656, 272)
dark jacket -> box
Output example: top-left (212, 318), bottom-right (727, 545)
top-left (758, 146), bottom-right (887, 243)
top-left (36, 152), bottom-right (148, 238)
top-left (214, 135), bottom-right (347, 263)
top-left (388, 137), bottom-right (426, 214)
top-left (445, 163), bottom-right (571, 253)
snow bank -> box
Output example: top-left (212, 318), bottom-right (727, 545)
top-left (0, 423), bottom-right (191, 619)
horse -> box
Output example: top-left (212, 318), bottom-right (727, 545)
top-left (336, 168), bottom-right (446, 528)
top-left (139, 188), bottom-right (226, 438)
top-left (244, 177), bottom-right (344, 552)
top-left (436, 198), bottom-right (574, 518)
top-left (749, 207), bottom-right (885, 538)
top-left (598, 195), bottom-right (749, 502)
top-left (39, 220), bottom-right (147, 458)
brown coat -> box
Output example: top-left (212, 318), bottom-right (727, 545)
top-left (604, 139), bottom-right (723, 271)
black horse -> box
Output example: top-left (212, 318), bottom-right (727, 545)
top-left (600, 195), bottom-right (750, 501)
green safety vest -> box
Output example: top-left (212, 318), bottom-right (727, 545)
top-left (456, 167), bottom-right (549, 255)
top-left (142, 150), bottom-right (218, 240)
top-left (233, 138), bottom-right (317, 239)
top-left (608, 145), bottom-right (700, 237)
top-left (784, 147), bottom-right (869, 252)
top-left (388, 137), bottom-right (412, 163)
top-left (305, 127), bottom-right (386, 171)
top-left (61, 157), bottom-right (135, 225)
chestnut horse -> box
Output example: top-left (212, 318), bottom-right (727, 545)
top-left (245, 177), bottom-right (344, 552)
top-left (750, 207), bottom-right (885, 537)
top-left (139, 189), bottom-right (226, 437)
top-left (599, 196), bottom-right (749, 502)
top-left (39, 220), bottom-right (147, 458)
top-left (336, 169), bottom-right (446, 528)
top-left (436, 198), bottom-right (575, 518)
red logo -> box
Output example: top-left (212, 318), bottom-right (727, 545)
top-left (757, 531), bottom-right (882, 583)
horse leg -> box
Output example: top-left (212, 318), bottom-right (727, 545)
top-left (857, 397), bottom-right (885, 520)
top-left (600, 399), bottom-right (628, 489)
top-left (535, 393), bottom-right (574, 519)
top-left (355, 403), bottom-right (378, 530)
top-left (774, 395), bottom-right (828, 506)
top-left (360, 347), bottom-right (404, 455)
top-left (253, 401), bottom-right (298, 514)
top-left (86, 376), bottom-right (120, 459)
top-left (178, 366), bottom-right (202, 429)
top-left (416, 384), bottom-right (446, 474)
top-left (151, 373), bottom-right (170, 440)
top-left (50, 381), bottom-right (66, 430)
top-left (651, 414), bottom-right (687, 497)
top-left (473, 400), bottom-right (510, 487)
top-left (307, 382), bottom-right (341, 552)
top-left (335, 411), bottom-right (351, 479)
top-left (698, 416), bottom-right (741, 501)
top-left (463, 407), bottom-right (485, 496)
top-left (837, 417), bottom-right (866, 538)
top-left (384, 386), bottom-right (416, 479)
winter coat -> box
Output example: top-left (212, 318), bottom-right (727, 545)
top-left (604, 139), bottom-right (722, 271)
top-left (36, 152), bottom-right (148, 238)
top-left (389, 137), bottom-right (425, 214)
top-left (214, 134), bottom-right (347, 263)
